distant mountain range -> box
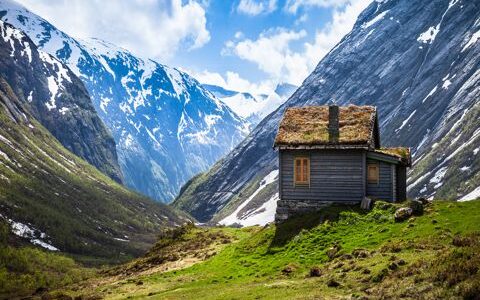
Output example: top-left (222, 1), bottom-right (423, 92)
top-left (0, 20), bottom-right (184, 259)
top-left (0, 0), bottom-right (249, 203)
top-left (202, 83), bottom-right (297, 127)
top-left (174, 0), bottom-right (480, 224)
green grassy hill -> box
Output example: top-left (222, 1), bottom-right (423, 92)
top-left (0, 77), bottom-right (186, 264)
top-left (44, 199), bottom-right (480, 300)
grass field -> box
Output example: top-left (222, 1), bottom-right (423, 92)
top-left (32, 199), bottom-right (479, 300)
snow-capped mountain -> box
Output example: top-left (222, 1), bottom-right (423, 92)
top-left (0, 20), bottom-right (122, 182)
top-left (202, 83), bottom-right (297, 127)
top-left (0, 0), bottom-right (249, 202)
top-left (0, 21), bottom-right (183, 257)
top-left (174, 0), bottom-right (480, 223)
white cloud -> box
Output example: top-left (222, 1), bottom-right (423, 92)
top-left (223, 28), bottom-right (307, 81)
top-left (15, 0), bottom-right (210, 60)
top-left (237, 0), bottom-right (277, 16)
top-left (224, 0), bottom-right (371, 85)
top-left (234, 31), bottom-right (244, 39)
top-left (192, 70), bottom-right (276, 94)
top-left (294, 13), bottom-right (309, 25)
top-left (285, 0), bottom-right (351, 14)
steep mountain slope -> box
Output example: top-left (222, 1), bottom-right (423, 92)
top-left (0, 19), bottom-right (122, 182)
top-left (203, 83), bottom-right (297, 127)
top-left (0, 76), bottom-right (185, 260)
top-left (174, 0), bottom-right (480, 223)
top-left (0, 22), bottom-right (184, 261)
top-left (0, 0), bottom-right (248, 202)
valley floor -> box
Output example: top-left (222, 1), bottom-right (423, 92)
top-left (5, 199), bottom-right (480, 299)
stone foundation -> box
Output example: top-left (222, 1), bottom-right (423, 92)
top-left (275, 199), bottom-right (360, 222)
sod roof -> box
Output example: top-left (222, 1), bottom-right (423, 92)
top-left (274, 105), bottom-right (377, 147)
top-left (375, 147), bottom-right (412, 166)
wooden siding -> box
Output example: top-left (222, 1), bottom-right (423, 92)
top-left (280, 149), bottom-right (364, 202)
top-left (366, 158), bottom-right (394, 201)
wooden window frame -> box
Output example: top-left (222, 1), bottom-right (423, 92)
top-left (367, 163), bottom-right (379, 184)
top-left (294, 156), bottom-right (310, 186)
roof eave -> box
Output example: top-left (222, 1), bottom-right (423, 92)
top-left (368, 149), bottom-right (412, 167)
top-left (275, 144), bottom-right (370, 150)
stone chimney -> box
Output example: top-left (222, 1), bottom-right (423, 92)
top-left (328, 105), bottom-right (339, 143)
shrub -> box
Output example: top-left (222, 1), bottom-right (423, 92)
top-left (309, 267), bottom-right (322, 277)
top-left (281, 264), bottom-right (297, 275)
top-left (371, 268), bottom-right (389, 283)
top-left (452, 235), bottom-right (476, 247)
top-left (326, 278), bottom-right (340, 287)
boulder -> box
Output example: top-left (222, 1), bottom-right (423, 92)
top-left (394, 207), bottom-right (413, 222)
top-left (408, 200), bottom-right (424, 215)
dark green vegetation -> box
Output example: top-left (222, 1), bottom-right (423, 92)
top-left (0, 78), bottom-right (184, 262)
top-left (0, 220), bottom-right (93, 299)
top-left (46, 199), bottom-right (480, 299)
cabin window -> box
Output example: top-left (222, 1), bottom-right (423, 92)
top-left (294, 157), bottom-right (310, 185)
top-left (367, 164), bottom-right (379, 184)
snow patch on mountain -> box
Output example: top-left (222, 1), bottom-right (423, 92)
top-left (459, 185), bottom-right (480, 201)
top-left (397, 110), bottom-right (416, 131)
top-left (418, 26), bottom-right (440, 44)
top-left (219, 170), bottom-right (278, 226)
top-left (362, 10), bottom-right (389, 29)
top-left (462, 29), bottom-right (480, 52)
top-left (1, 214), bottom-right (58, 251)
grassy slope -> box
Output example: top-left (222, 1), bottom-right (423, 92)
top-left (0, 78), bottom-right (185, 263)
top-left (0, 220), bottom-right (94, 299)
top-left (59, 199), bottom-right (480, 299)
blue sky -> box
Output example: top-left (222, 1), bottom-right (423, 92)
top-left (17, 0), bottom-right (372, 93)
top-left (173, 1), bottom-right (333, 83)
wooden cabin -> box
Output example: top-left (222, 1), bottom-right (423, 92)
top-left (273, 105), bottom-right (411, 221)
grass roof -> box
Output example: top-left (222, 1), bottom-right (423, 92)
top-left (376, 147), bottom-right (412, 165)
top-left (274, 105), bottom-right (376, 146)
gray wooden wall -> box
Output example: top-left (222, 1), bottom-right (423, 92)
top-left (366, 158), bottom-right (395, 201)
top-left (280, 149), bottom-right (364, 202)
